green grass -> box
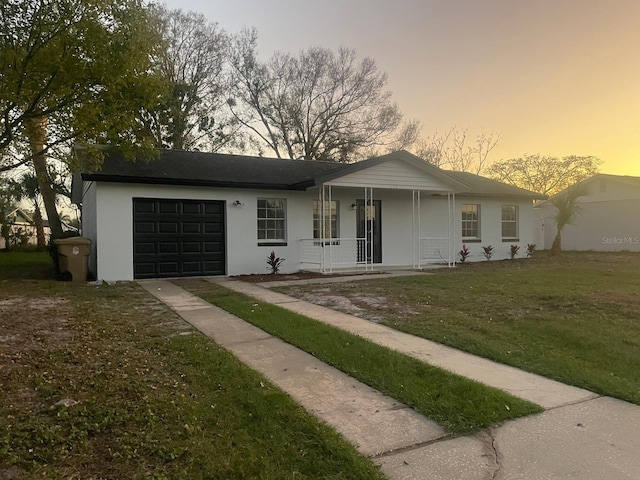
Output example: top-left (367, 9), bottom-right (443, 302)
top-left (0, 250), bottom-right (53, 279)
top-left (279, 251), bottom-right (640, 405)
top-left (1, 262), bottom-right (385, 479)
top-left (179, 279), bottom-right (542, 434)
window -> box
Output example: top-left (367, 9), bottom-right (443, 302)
top-left (502, 205), bottom-right (518, 239)
top-left (461, 204), bottom-right (480, 239)
top-left (313, 200), bottom-right (339, 239)
top-left (257, 198), bottom-right (286, 244)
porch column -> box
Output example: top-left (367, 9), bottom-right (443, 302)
top-left (412, 189), bottom-right (421, 269)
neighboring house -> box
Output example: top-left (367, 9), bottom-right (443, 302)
top-left (71, 148), bottom-right (545, 281)
top-left (534, 174), bottom-right (640, 251)
top-left (0, 208), bottom-right (50, 249)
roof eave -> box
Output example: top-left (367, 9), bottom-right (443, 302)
top-left (80, 174), bottom-right (309, 191)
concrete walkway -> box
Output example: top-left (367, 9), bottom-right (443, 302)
top-left (139, 278), bottom-right (640, 480)
top-left (215, 278), bottom-right (596, 409)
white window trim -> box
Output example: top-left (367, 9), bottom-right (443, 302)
top-left (501, 205), bottom-right (519, 240)
top-left (461, 204), bottom-right (481, 241)
top-left (257, 198), bottom-right (287, 245)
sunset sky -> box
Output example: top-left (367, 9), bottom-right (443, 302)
top-left (163, 0), bottom-right (640, 175)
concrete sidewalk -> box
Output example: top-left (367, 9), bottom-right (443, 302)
top-left (140, 278), bottom-right (640, 480)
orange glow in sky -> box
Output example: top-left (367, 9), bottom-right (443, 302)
top-left (165, 0), bottom-right (640, 175)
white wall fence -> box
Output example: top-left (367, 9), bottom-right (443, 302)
top-left (417, 237), bottom-right (452, 266)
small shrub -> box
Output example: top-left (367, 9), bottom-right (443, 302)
top-left (526, 243), bottom-right (536, 258)
top-left (482, 245), bottom-right (494, 261)
top-left (458, 244), bottom-right (470, 263)
top-left (509, 244), bottom-right (520, 260)
top-left (266, 250), bottom-right (285, 274)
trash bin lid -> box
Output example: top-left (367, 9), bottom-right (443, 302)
top-left (53, 236), bottom-right (92, 245)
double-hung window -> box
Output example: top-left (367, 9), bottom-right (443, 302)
top-left (257, 198), bottom-right (286, 245)
top-left (313, 200), bottom-right (339, 241)
top-left (461, 204), bottom-right (480, 240)
top-left (501, 205), bottom-right (518, 240)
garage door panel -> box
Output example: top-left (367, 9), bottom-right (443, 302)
top-left (182, 202), bottom-right (202, 215)
top-left (135, 242), bottom-right (156, 255)
top-left (159, 222), bottom-right (179, 234)
top-left (135, 222), bottom-right (156, 234)
top-left (159, 242), bottom-right (179, 254)
top-left (182, 242), bottom-right (201, 253)
top-left (135, 199), bottom-right (156, 213)
top-left (182, 222), bottom-right (201, 234)
top-left (159, 201), bottom-right (179, 214)
top-left (134, 263), bottom-right (156, 276)
top-left (133, 198), bottom-right (226, 279)
top-left (158, 262), bottom-right (180, 275)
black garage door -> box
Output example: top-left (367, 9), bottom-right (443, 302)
top-left (133, 198), bottom-right (225, 279)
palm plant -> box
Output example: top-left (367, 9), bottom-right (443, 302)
top-left (550, 184), bottom-right (587, 255)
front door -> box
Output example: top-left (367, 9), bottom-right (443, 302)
top-left (356, 199), bottom-right (382, 263)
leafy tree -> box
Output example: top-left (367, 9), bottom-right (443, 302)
top-left (550, 184), bottom-right (588, 255)
top-left (486, 154), bottom-right (601, 195)
top-left (1, 0), bottom-right (165, 238)
top-left (228, 29), bottom-right (404, 162)
top-left (142, 6), bottom-right (239, 151)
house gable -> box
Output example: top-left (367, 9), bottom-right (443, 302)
top-left (323, 157), bottom-right (456, 191)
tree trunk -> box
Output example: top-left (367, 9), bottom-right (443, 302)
top-left (25, 117), bottom-right (63, 239)
top-left (32, 205), bottom-right (47, 248)
top-left (550, 230), bottom-right (562, 255)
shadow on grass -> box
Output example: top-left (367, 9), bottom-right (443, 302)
top-left (0, 250), bottom-right (53, 280)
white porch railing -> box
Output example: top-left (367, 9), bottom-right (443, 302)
top-left (418, 237), bottom-right (451, 266)
top-left (299, 238), bottom-right (368, 272)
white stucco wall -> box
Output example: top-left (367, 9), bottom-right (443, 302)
top-left (455, 196), bottom-right (535, 262)
top-left (82, 181), bottom-right (538, 280)
top-left (79, 181), bottom-right (98, 275)
top-left (87, 182), bottom-right (328, 281)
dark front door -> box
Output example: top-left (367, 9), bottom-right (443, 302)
top-left (356, 199), bottom-right (382, 263)
top-left (133, 198), bottom-right (225, 279)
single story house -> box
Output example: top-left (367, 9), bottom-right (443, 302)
top-left (72, 148), bottom-right (545, 281)
top-left (534, 173), bottom-right (640, 251)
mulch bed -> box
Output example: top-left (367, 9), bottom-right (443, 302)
top-left (231, 271), bottom-right (384, 283)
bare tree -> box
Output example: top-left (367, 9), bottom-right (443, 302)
top-left (448, 128), bottom-right (501, 174)
top-left (412, 127), bottom-right (501, 173)
top-left (228, 30), bottom-right (403, 162)
top-left (143, 6), bottom-right (240, 151)
top-left (486, 154), bottom-right (601, 195)
top-left (413, 128), bottom-right (453, 168)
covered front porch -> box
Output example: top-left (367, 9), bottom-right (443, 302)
top-left (299, 184), bottom-right (458, 273)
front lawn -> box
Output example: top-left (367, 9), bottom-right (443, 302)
top-left (0, 253), bottom-right (385, 479)
top-left (277, 252), bottom-right (640, 405)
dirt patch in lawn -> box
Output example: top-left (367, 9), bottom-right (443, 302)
top-left (283, 284), bottom-right (421, 323)
top-left (0, 296), bottom-right (74, 361)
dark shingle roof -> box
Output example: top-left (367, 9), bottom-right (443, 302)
top-left (76, 147), bottom-right (545, 199)
top-left (79, 148), bottom-right (347, 190)
top-left (446, 171), bottom-right (546, 199)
